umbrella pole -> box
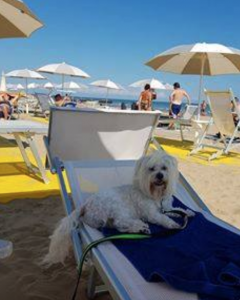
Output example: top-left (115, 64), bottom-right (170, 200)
top-left (25, 78), bottom-right (29, 114)
top-left (106, 88), bottom-right (109, 106)
top-left (197, 55), bottom-right (206, 119)
top-left (62, 74), bottom-right (65, 92)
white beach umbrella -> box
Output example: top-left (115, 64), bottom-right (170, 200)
top-left (7, 83), bottom-right (24, 90)
top-left (0, 0), bottom-right (43, 38)
top-left (0, 71), bottom-right (7, 91)
top-left (6, 68), bottom-right (45, 92)
top-left (42, 82), bottom-right (56, 90)
top-left (27, 82), bottom-right (40, 89)
top-left (56, 81), bottom-right (88, 90)
top-left (16, 83), bottom-right (24, 90)
top-left (5, 69), bottom-right (45, 113)
top-left (130, 78), bottom-right (166, 90)
top-left (90, 79), bottom-right (122, 104)
top-left (146, 42), bottom-right (240, 117)
top-left (37, 62), bottom-right (90, 90)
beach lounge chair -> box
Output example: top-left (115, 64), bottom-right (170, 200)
top-left (189, 89), bottom-right (240, 161)
top-left (158, 105), bottom-right (198, 141)
top-left (34, 93), bottom-right (55, 117)
top-left (43, 106), bottom-right (240, 300)
top-left (0, 120), bottom-right (49, 183)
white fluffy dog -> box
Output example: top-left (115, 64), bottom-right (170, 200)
top-left (44, 151), bottom-right (194, 264)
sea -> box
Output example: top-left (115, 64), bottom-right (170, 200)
top-left (73, 96), bottom-right (171, 112)
top-left (72, 96), bottom-right (211, 114)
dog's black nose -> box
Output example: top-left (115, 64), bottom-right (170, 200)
top-left (156, 172), bottom-right (164, 181)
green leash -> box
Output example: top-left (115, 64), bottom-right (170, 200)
top-left (71, 233), bottom-right (150, 300)
top-left (71, 209), bottom-right (190, 300)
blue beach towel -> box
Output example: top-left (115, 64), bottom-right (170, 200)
top-left (102, 197), bottom-right (240, 300)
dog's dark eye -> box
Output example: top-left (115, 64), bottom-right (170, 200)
top-left (161, 166), bottom-right (167, 171)
top-left (149, 167), bottom-right (155, 172)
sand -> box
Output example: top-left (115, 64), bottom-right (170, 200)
top-left (0, 196), bottom-right (111, 300)
top-left (1, 119), bottom-right (240, 299)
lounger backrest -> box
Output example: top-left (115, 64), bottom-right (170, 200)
top-left (34, 93), bottom-right (54, 112)
top-left (64, 160), bottom-right (202, 213)
top-left (204, 89), bottom-right (236, 136)
top-left (181, 105), bottom-right (198, 120)
top-left (47, 107), bottom-right (160, 164)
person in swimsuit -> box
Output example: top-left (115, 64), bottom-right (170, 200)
top-left (54, 94), bottom-right (76, 108)
top-left (168, 82), bottom-right (191, 129)
top-left (0, 92), bottom-right (21, 120)
top-left (137, 84), bottom-right (152, 111)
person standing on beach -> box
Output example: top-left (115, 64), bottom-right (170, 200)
top-left (137, 84), bottom-right (152, 111)
top-left (168, 82), bottom-right (191, 129)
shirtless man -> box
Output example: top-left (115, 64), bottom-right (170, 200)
top-left (168, 82), bottom-right (191, 129)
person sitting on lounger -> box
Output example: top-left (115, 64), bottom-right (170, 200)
top-left (0, 92), bottom-right (21, 120)
top-left (54, 94), bottom-right (76, 108)
top-left (137, 84), bottom-right (152, 111)
top-left (168, 82), bottom-right (191, 129)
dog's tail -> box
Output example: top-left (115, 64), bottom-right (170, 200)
top-left (43, 208), bottom-right (81, 266)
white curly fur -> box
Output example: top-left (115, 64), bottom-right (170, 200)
top-left (44, 151), bottom-right (194, 265)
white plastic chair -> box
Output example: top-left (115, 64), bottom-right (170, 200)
top-left (34, 93), bottom-right (55, 117)
top-left (190, 89), bottom-right (240, 160)
top-left (159, 105), bottom-right (198, 140)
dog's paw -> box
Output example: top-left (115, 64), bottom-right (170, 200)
top-left (131, 221), bottom-right (150, 234)
top-left (186, 209), bottom-right (195, 217)
top-left (166, 218), bottom-right (182, 229)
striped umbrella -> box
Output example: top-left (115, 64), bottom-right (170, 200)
top-left (146, 43), bottom-right (240, 116)
top-left (0, 0), bottom-right (43, 38)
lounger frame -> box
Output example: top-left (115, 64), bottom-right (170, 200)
top-left (0, 120), bottom-right (49, 183)
top-left (189, 89), bottom-right (240, 160)
top-left (159, 105), bottom-right (198, 141)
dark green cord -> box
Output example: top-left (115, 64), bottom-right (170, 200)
top-left (71, 233), bottom-right (151, 300)
top-left (71, 210), bottom-right (189, 300)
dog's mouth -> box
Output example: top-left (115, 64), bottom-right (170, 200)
top-left (153, 180), bottom-right (166, 187)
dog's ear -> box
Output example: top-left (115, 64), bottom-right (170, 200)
top-left (168, 155), bottom-right (179, 186)
top-left (134, 155), bottom-right (151, 177)
top-left (169, 155), bottom-right (178, 170)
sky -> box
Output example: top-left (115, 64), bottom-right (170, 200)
top-left (2, 0), bottom-right (240, 101)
